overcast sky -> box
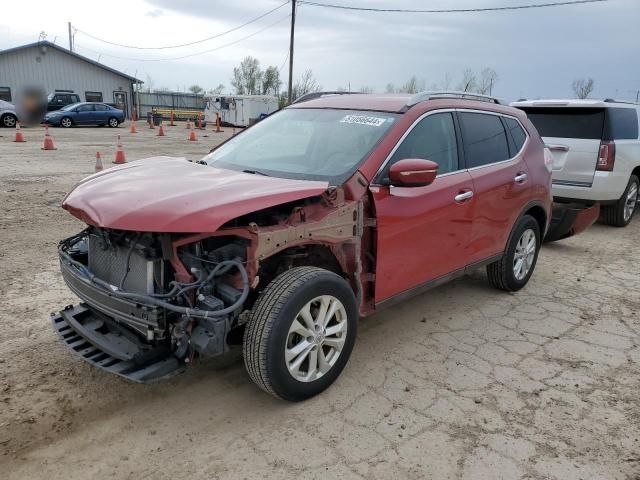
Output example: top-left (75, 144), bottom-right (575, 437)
top-left (1, 0), bottom-right (638, 101)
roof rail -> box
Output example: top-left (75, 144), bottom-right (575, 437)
top-left (604, 98), bottom-right (639, 105)
top-left (406, 90), bottom-right (503, 107)
top-left (291, 91), bottom-right (362, 105)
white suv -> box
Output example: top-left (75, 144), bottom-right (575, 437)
top-left (511, 99), bottom-right (640, 227)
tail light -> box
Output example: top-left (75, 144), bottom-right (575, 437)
top-left (596, 140), bottom-right (616, 171)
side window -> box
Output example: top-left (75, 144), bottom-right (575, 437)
top-left (77, 104), bottom-right (94, 112)
top-left (388, 112), bottom-right (459, 175)
top-left (459, 112), bottom-right (510, 168)
top-left (604, 108), bottom-right (639, 140)
top-left (94, 104), bottom-right (109, 111)
top-left (0, 87), bottom-right (11, 102)
top-left (504, 117), bottom-right (527, 153)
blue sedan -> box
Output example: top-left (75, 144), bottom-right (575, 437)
top-left (43, 102), bottom-right (125, 128)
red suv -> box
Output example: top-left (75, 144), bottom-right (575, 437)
top-left (54, 92), bottom-right (599, 400)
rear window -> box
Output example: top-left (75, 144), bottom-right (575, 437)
top-left (503, 117), bottom-right (527, 153)
top-left (520, 107), bottom-right (604, 140)
top-left (604, 108), bottom-right (639, 140)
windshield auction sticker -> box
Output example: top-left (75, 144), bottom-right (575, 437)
top-left (340, 115), bottom-right (387, 127)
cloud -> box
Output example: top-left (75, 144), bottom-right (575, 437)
top-left (145, 8), bottom-right (164, 18)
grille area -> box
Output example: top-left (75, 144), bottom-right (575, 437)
top-left (88, 232), bottom-right (157, 294)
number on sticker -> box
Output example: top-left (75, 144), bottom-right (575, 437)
top-left (340, 115), bottom-right (387, 127)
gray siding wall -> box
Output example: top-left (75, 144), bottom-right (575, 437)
top-left (0, 45), bottom-right (133, 115)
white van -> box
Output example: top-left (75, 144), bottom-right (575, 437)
top-left (205, 95), bottom-right (278, 128)
top-left (512, 99), bottom-right (640, 227)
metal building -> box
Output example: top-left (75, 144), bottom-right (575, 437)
top-left (0, 41), bottom-right (139, 117)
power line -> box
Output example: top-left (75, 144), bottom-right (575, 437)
top-left (74, 14), bottom-right (291, 62)
top-left (297, 0), bottom-right (607, 13)
top-left (74, 1), bottom-right (288, 50)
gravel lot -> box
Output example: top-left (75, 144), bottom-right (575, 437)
top-left (1, 123), bottom-right (639, 480)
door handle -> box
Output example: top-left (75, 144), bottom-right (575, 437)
top-left (454, 191), bottom-right (474, 202)
top-left (514, 173), bottom-right (528, 183)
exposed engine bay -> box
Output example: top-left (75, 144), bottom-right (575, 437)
top-left (54, 227), bottom-right (252, 380)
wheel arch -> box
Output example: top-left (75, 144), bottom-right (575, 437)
top-left (504, 201), bottom-right (547, 253)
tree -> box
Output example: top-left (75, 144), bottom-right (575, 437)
top-left (399, 76), bottom-right (419, 94)
top-left (572, 78), bottom-right (594, 99)
top-left (359, 86), bottom-right (375, 93)
top-left (385, 83), bottom-right (396, 93)
top-left (477, 68), bottom-right (498, 95)
top-left (188, 84), bottom-right (204, 95)
top-left (208, 84), bottom-right (225, 96)
top-left (231, 56), bottom-right (263, 95)
top-left (292, 69), bottom-right (321, 100)
top-left (262, 66), bottom-right (282, 96)
top-left (458, 69), bottom-right (477, 92)
top-left (144, 74), bottom-right (155, 93)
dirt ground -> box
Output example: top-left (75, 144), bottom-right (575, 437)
top-left (0, 123), bottom-right (639, 480)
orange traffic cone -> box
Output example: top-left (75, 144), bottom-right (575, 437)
top-left (129, 120), bottom-right (138, 134)
top-left (113, 136), bottom-right (126, 164)
top-left (157, 122), bottom-right (165, 136)
top-left (41, 126), bottom-right (57, 150)
top-left (188, 126), bottom-right (197, 141)
top-left (186, 119), bottom-right (192, 130)
top-left (215, 112), bottom-right (224, 133)
top-left (94, 152), bottom-right (104, 172)
top-left (169, 111), bottom-right (175, 126)
top-left (13, 122), bottom-right (26, 143)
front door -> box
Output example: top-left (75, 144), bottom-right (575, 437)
top-left (372, 111), bottom-right (475, 303)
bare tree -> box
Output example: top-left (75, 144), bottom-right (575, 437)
top-left (292, 69), bottom-right (321, 100)
top-left (188, 85), bottom-right (204, 95)
top-left (144, 74), bottom-right (155, 93)
top-left (477, 68), bottom-right (498, 95)
top-left (231, 56), bottom-right (263, 95)
top-left (262, 66), bottom-right (282, 96)
top-left (208, 84), bottom-right (225, 96)
top-left (385, 83), bottom-right (396, 93)
top-left (572, 78), bottom-right (595, 99)
top-left (458, 69), bottom-right (477, 92)
top-left (399, 76), bottom-right (419, 94)
top-left (359, 86), bottom-right (375, 93)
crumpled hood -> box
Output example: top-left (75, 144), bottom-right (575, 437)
top-left (62, 157), bottom-right (329, 232)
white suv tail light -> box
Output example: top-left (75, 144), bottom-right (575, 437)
top-left (596, 140), bottom-right (616, 171)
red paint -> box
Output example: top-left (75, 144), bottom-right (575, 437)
top-left (389, 159), bottom-right (439, 187)
top-left (62, 157), bottom-right (329, 233)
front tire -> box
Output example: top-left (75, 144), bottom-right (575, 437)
top-left (108, 117), bottom-right (119, 128)
top-left (600, 175), bottom-right (638, 227)
top-left (1, 113), bottom-right (17, 128)
top-left (243, 266), bottom-right (358, 401)
top-left (60, 117), bottom-right (73, 128)
top-left (487, 214), bottom-right (541, 292)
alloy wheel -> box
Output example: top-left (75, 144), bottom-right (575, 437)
top-left (285, 295), bottom-right (348, 382)
top-left (61, 118), bottom-right (72, 128)
top-left (3, 115), bottom-right (16, 128)
top-left (623, 181), bottom-right (638, 222)
top-left (513, 228), bottom-right (536, 281)
top-left (109, 118), bottom-right (118, 127)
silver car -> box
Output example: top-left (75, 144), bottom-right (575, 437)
top-left (0, 99), bottom-right (18, 128)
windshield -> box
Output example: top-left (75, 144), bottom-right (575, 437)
top-left (60, 103), bottom-right (79, 111)
top-left (202, 108), bottom-right (398, 184)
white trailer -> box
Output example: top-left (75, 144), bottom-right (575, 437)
top-left (205, 95), bottom-right (279, 127)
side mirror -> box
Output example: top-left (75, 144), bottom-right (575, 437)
top-left (389, 159), bottom-right (439, 187)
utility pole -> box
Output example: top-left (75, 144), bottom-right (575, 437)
top-left (287, 0), bottom-right (296, 104)
top-left (68, 22), bottom-right (73, 51)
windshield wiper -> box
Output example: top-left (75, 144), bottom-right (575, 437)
top-left (242, 169), bottom-right (270, 177)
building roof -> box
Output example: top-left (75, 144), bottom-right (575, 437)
top-left (0, 41), bottom-right (141, 83)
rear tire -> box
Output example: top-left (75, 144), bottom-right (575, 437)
top-left (600, 175), bottom-right (638, 227)
top-left (487, 214), bottom-right (541, 292)
top-left (243, 267), bottom-right (357, 401)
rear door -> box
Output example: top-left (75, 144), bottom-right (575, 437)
top-left (93, 104), bottom-right (110, 123)
top-left (74, 104), bottom-right (95, 124)
top-left (520, 107), bottom-right (604, 187)
top-left (458, 111), bottom-right (531, 263)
